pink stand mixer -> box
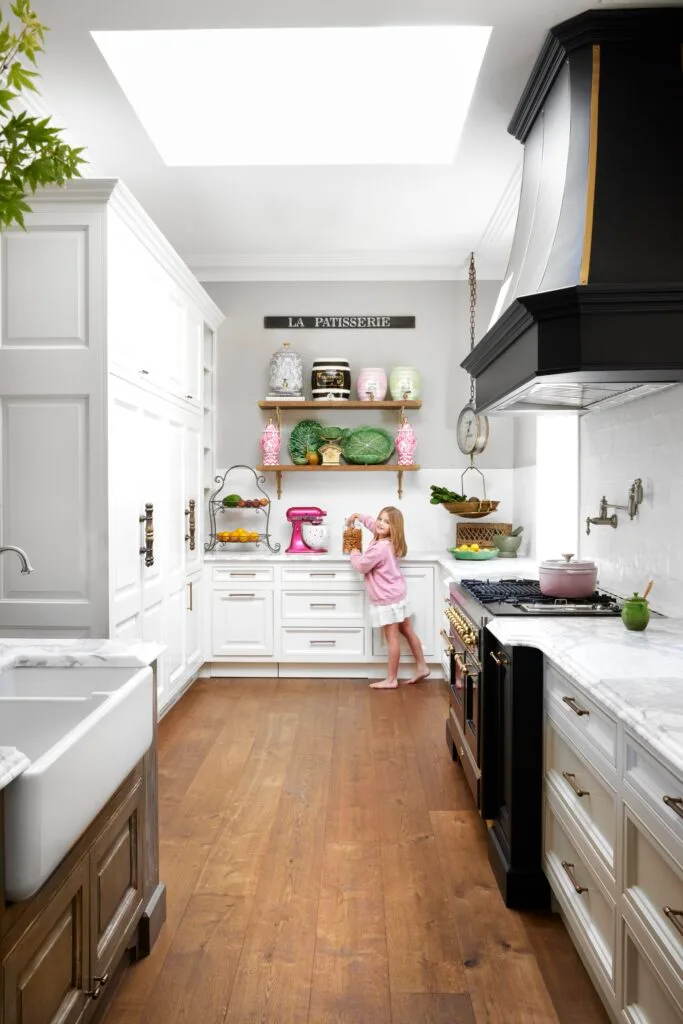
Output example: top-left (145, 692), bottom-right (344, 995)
top-left (285, 506), bottom-right (328, 554)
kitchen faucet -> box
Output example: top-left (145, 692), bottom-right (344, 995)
top-left (0, 545), bottom-right (34, 574)
top-left (586, 478), bottom-right (644, 535)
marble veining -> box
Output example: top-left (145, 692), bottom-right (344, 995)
top-left (486, 616), bottom-right (683, 778)
top-left (0, 639), bottom-right (163, 791)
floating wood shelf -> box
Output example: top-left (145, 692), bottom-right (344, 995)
top-left (258, 400), bottom-right (421, 410)
top-left (256, 464), bottom-right (420, 499)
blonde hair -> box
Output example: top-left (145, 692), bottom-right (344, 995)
top-left (376, 506), bottom-right (407, 558)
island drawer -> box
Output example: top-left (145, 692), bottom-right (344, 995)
top-left (280, 628), bottom-right (365, 659)
top-left (545, 662), bottom-right (617, 768)
top-left (624, 735), bottom-right (683, 864)
top-left (281, 590), bottom-right (365, 621)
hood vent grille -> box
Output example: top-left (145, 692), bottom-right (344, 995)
top-left (494, 381), bottom-right (674, 414)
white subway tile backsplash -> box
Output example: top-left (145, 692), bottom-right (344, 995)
top-left (580, 383), bottom-right (683, 617)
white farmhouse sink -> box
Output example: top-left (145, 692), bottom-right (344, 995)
top-left (0, 665), bottom-right (153, 901)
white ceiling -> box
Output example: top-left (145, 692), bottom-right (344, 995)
top-left (34, 1), bottom-right (635, 280)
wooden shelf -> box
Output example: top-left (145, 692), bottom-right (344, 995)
top-left (256, 464), bottom-right (419, 499)
top-left (259, 400), bottom-right (421, 410)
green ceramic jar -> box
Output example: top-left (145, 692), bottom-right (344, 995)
top-left (621, 594), bottom-right (650, 631)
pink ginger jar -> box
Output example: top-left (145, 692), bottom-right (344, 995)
top-left (259, 420), bottom-right (281, 465)
top-left (395, 417), bottom-right (417, 466)
top-left (356, 367), bottom-right (388, 401)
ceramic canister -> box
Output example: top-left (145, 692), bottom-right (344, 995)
top-left (311, 358), bottom-right (351, 400)
top-left (389, 366), bottom-right (421, 401)
top-left (268, 340), bottom-right (304, 396)
top-left (356, 367), bottom-right (388, 401)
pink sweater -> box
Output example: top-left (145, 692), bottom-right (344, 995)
top-left (349, 515), bottom-right (407, 606)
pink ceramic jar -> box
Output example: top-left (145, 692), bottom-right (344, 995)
top-left (259, 420), bottom-right (281, 466)
top-left (395, 417), bottom-right (417, 466)
top-left (538, 555), bottom-right (598, 598)
top-left (356, 367), bottom-right (388, 401)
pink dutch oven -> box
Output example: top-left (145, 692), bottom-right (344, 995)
top-left (538, 554), bottom-right (598, 599)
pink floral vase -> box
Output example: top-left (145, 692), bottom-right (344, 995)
top-left (259, 420), bottom-right (281, 465)
top-left (395, 417), bottom-right (417, 466)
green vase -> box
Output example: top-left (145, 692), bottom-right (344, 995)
top-left (621, 595), bottom-right (650, 631)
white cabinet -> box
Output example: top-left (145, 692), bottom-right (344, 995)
top-left (212, 589), bottom-right (274, 657)
top-left (371, 565), bottom-right (435, 657)
top-left (0, 180), bottom-right (223, 708)
top-left (185, 572), bottom-right (203, 675)
top-left (543, 662), bottom-right (683, 1024)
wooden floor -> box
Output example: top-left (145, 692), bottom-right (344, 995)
top-left (104, 678), bottom-right (609, 1024)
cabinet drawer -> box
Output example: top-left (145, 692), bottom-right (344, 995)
top-left (623, 807), bottom-right (683, 979)
top-left (280, 565), bottom-right (359, 585)
top-left (544, 801), bottom-right (616, 987)
top-left (545, 662), bottom-right (617, 767)
top-left (545, 717), bottom-right (617, 876)
top-left (2, 859), bottom-right (90, 1024)
top-left (281, 589), bottom-right (365, 621)
top-left (623, 926), bottom-right (683, 1024)
top-left (212, 565), bottom-right (274, 583)
top-left (624, 735), bottom-right (683, 855)
top-left (280, 628), bottom-right (365, 659)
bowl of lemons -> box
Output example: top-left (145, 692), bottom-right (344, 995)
top-left (448, 544), bottom-right (499, 560)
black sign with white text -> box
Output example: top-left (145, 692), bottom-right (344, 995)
top-left (264, 315), bottom-right (415, 329)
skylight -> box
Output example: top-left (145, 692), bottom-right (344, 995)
top-left (91, 26), bottom-right (491, 166)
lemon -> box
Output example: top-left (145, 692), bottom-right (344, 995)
top-left (470, 544), bottom-right (480, 552)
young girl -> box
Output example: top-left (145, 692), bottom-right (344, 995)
top-left (347, 506), bottom-right (430, 689)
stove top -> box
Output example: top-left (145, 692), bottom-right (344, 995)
top-left (456, 578), bottom-right (622, 617)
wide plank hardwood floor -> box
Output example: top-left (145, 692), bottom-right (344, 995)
top-left (105, 678), bottom-right (609, 1024)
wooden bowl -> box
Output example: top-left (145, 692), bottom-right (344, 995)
top-left (441, 500), bottom-right (500, 519)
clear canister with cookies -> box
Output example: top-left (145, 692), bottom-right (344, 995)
top-left (343, 522), bottom-right (363, 554)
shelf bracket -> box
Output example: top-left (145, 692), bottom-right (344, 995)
top-left (397, 469), bottom-right (404, 500)
top-left (275, 470), bottom-right (282, 499)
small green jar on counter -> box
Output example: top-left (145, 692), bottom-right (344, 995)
top-left (621, 594), bottom-right (651, 631)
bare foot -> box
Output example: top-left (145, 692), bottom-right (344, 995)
top-left (402, 666), bottom-right (430, 685)
top-left (369, 677), bottom-right (399, 689)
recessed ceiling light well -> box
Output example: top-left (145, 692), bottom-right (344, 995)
top-left (91, 25), bottom-right (491, 166)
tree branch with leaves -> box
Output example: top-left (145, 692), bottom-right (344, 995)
top-left (0, 0), bottom-right (85, 230)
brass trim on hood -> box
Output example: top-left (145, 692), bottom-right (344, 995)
top-left (580, 44), bottom-right (601, 286)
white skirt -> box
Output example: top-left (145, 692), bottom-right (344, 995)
top-left (369, 599), bottom-right (413, 628)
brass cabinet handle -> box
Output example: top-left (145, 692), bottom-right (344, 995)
top-left (562, 695), bottom-right (589, 717)
top-left (310, 603), bottom-right (336, 609)
top-left (310, 639), bottom-right (337, 646)
top-left (185, 498), bottom-right (196, 550)
top-left (663, 795), bottom-right (683, 820)
top-left (663, 906), bottom-right (683, 937)
top-left (86, 973), bottom-right (109, 999)
top-left (440, 629), bottom-right (454, 654)
top-left (562, 771), bottom-right (589, 798)
top-left (310, 572), bottom-right (336, 578)
top-left (561, 861), bottom-right (588, 894)
top-left (228, 593), bottom-right (256, 598)
top-left (139, 503), bottom-right (154, 567)
top-left (489, 650), bottom-right (508, 667)
top-left (455, 655), bottom-right (470, 676)
top-left (187, 581), bottom-right (193, 612)
top-left (228, 572), bottom-right (256, 577)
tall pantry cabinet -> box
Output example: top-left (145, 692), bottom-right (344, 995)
top-left (0, 179), bottom-right (223, 712)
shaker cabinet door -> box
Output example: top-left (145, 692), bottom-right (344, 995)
top-left (2, 860), bottom-right (90, 1024)
top-left (212, 590), bottom-right (274, 657)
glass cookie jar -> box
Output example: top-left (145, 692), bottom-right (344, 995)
top-left (268, 340), bottom-right (304, 397)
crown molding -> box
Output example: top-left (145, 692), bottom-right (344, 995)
top-left (185, 250), bottom-right (507, 283)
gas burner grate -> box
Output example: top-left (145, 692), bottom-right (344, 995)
top-left (460, 578), bottom-right (621, 613)
top-left (460, 579), bottom-right (543, 603)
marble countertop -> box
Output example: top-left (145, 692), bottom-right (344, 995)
top-left (0, 639), bottom-right (164, 792)
top-left (487, 616), bottom-right (683, 778)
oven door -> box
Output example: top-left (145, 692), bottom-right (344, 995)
top-left (455, 646), bottom-right (480, 764)
top-left (441, 629), bottom-right (464, 724)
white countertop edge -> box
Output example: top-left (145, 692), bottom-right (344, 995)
top-left (0, 749), bottom-right (31, 790)
top-left (0, 639), bottom-right (165, 671)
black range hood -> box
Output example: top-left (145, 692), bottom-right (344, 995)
top-left (462, 8), bottom-right (683, 414)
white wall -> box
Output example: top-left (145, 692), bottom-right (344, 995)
top-left (579, 384), bottom-right (683, 616)
top-left (512, 416), bottom-right (537, 557)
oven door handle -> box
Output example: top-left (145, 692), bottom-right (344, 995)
top-left (440, 629), bottom-right (454, 654)
top-left (455, 654), bottom-right (471, 676)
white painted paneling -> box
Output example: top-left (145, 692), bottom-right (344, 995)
top-left (3, 229), bottom-right (87, 346)
top-left (212, 590), bottom-right (274, 656)
top-left (184, 415), bottom-right (203, 575)
top-left (1, 397), bottom-right (89, 600)
top-left (109, 380), bottom-right (144, 638)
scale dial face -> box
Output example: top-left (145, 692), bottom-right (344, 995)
top-left (457, 404), bottom-right (489, 455)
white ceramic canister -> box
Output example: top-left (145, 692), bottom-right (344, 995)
top-left (268, 340), bottom-right (304, 397)
top-left (311, 358), bottom-right (351, 400)
top-left (389, 366), bottom-right (421, 401)
top-left (356, 367), bottom-right (388, 401)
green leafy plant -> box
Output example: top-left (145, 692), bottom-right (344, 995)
top-left (0, 0), bottom-right (85, 230)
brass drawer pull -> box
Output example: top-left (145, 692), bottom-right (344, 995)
top-left (310, 603), bottom-right (336, 609)
top-left (663, 906), bottom-right (683, 937)
top-left (440, 629), bottom-right (454, 654)
top-left (228, 572), bottom-right (256, 577)
top-left (562, 771), bottom-right (589, 798)
top-left (228, 593), bottom-right (256, 598)
top-left (185, 498), bottom-right (196, 550)
top-left (309, 639), bottom-right (337, 646)
top-left (663, 795), bottom-right (683, 820)
top-left (139, 503), bottom-right (154, 567)
top-left (455, 655), bottom-right (470, 676)
top-left (561, 861), bottom-right (588, 894)
top-left (562, 695), bottom-right (589, 717)
top-left (86, 973), bottom-right (109, 999)
top-left (489, 650), bottom-right (508, 667)
top-left (187, 581), bottom-right (193, 612)
top-left (309, 572), bottom-right (336, 577)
